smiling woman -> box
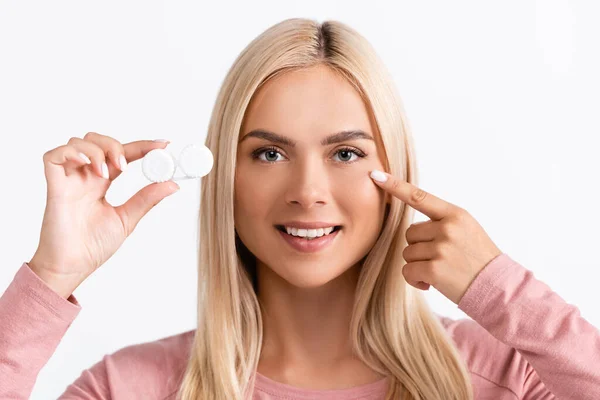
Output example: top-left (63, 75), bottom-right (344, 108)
top-left (2, 14), bottom-right (599, 400)
top-left (177, 18), bottom-right (475, 400)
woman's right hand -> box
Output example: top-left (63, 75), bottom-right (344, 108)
top-left (28, 132), bottom-right (180, 299)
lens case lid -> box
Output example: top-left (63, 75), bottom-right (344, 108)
top-left (178, 144), bottom-right (213, 178)
top-left (142, 143), bottom-right (213, 183)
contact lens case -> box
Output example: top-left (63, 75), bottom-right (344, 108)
top-left (142, 143), bottom-right (213, 183)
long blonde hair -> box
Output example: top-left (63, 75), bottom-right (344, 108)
top-left (176, 18), bottom-right (473, 400)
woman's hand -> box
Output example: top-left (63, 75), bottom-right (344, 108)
top-left (370, 170), bottom-right (503, 305)
top-left (28, 133), bottom-right (180, 298)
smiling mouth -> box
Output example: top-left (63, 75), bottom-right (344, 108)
top-left (274, 225), bottom-right (343, 237)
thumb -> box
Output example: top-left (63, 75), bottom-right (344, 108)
top-left (115, 181), bottom-right (180, 236)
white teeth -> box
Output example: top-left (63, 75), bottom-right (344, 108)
top-left (284, 226), bottom-right (336, 238)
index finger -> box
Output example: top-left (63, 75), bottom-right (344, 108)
top-left (369, 170), bottom-right (456, 221)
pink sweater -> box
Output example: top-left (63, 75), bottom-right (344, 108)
top-left (1, 253), bottom-right (599, 399)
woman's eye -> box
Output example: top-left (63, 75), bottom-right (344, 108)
top-left (334, 149), bottom-right (361, 163)
top-left (252, 147), bottom-right (366, 164)
top-left (261, 149), bottom-right (283, 163)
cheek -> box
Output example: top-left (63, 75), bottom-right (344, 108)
top-left (333, 170), bottom-right (384, 208)
top-left (234, 167), bottom-right (278, 221)
top-left (333, 172), bottom-right (386, 239)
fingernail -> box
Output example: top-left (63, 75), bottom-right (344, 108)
top-left (101, 162), bottom-right (109, 179)
top-left (78, 152), bottom-right (91, 164)
top-left (153, 139), bottom-right (170, 143)
top-left (119, 154), bottom-right (128, 172)
top-left (370, 170), bottom-right (388, 182)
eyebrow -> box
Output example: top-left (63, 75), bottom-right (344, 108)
top-left (239, 129), bottom-right (375, 147)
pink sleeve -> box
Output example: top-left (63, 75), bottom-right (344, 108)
top-left (0, 262), bottom-right (111, 399)
top-left (458, 253), bottom-right (600, 399)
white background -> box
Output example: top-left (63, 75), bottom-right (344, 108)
top-left (1, 1), bottom-right (599, 398)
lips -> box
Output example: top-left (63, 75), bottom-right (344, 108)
top-left (276, 225), bottom-right (342, 253)
top-left (274, 225), bottom-right (343, 235)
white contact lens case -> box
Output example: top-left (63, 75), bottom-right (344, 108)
top-left (142, 143), bottom-right (213, 183)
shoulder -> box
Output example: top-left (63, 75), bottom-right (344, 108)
top-left (436, 314), bottom-right (529, 396)
top-left (101, 329), bottom-right (196, 398)
top-left (109, 328), bottom-right (196, 364)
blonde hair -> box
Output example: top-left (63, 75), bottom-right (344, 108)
top-left (176, 18), bottom-right (473, 400)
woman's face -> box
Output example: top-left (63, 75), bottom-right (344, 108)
top-left (235, 64), bottom-right (388, 288)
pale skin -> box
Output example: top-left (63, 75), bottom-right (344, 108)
top-left (234, 64), bottom-right (503, 390)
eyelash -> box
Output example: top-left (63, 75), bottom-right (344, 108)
top-left (251, 146), bottom-right (367, 165)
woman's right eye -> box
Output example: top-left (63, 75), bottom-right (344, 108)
top-left (251, 147), bottom-right (285, 163)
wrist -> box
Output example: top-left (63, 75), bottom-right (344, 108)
top-left (28, 258), bottom-right (82, 300)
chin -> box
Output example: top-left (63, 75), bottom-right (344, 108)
top-left (274, 261), bottom-right (353, 289)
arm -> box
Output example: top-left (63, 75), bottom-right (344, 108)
top-left (458, 253), bottom-right (600, 400)
top-left (0, 262), bottom-right (109, 399)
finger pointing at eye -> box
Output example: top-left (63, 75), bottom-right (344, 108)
top-left (369, 169), bottom-right (458, 221)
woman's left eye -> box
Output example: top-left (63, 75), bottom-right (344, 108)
top-left (251, 147), bottom-right (367, 164)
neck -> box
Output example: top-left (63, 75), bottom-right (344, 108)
top-left (255, 260), bottom-right (361, 371)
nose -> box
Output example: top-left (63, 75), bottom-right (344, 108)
top-left (284, 157), bottom-right (329, 209)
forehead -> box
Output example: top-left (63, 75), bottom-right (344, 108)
top-left (240, 65), bottom-right (375, 140)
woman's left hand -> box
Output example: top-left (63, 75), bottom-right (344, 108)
top-left (370, 170), bottom-right (503, 305)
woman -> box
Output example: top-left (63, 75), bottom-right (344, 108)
top-left (1, 18), bottom-right (599, 400)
